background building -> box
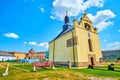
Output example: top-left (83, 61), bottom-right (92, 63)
top-left (102, 50), bottom-right (120, 61)
top-left (26, 48), bottom-right (46, 60)
top-left (49, 12), bottom-right (102, 67)
top-left (9, 52), bottom-right (27, 60)
top-left (0, 49), bottom-right (47, 61)
top-left (26, 48), bottom-right (36, 59)
top-left (0, 51), bottom-right (15, 61)
top-left (37, 52), bottom-right (46, 60)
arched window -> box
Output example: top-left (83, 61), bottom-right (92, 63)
top-left (84, 23), bottom-right (91, 30)
top-left (88, 39), bottom-right (92, 51)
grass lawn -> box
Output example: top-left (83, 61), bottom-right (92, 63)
top-left (72, 68), bottom-right (120, 78)
top-left (0, 62), bottom-right (120, 80)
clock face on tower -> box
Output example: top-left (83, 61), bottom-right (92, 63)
top-left (84, 23), bottom-right (91, 30)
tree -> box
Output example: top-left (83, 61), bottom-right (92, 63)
top-left (117, 54), bottom-right (120, 60)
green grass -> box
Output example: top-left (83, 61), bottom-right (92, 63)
top-left (72, 68), bottom-right (120, 78)
top-left (0, 62), bottom-right (120, 80)
top-left (0, 64), bottom-right (87, 80)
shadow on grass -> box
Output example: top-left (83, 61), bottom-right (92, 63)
top-left (93, 66), bottom-right (120, 73)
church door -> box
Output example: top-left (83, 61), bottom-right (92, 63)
top-left (90, 57), bottom-right (94, 65)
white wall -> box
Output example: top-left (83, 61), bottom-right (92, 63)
top-left (0, 56), bottom-right (15, 61)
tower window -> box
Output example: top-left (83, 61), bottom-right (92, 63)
top-left (84, 23), bottom-right (91, 30)
top-left (88, 39), bottom-right (92, 51)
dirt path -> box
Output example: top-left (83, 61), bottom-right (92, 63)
top-left (84, 76), bottom-right (117, 80)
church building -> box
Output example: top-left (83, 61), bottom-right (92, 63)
top-left (49, 12), bottom-right (102, 67)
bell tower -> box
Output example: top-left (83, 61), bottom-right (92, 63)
top-left (73, 12), bottom-right (102, 66)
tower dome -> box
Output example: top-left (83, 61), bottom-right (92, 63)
top-left (64, 11), bottom-right (69, 24)
top-left (29, 48), bottom-right (35, 54)
top-left (63, 11), bottom-right (71, 31)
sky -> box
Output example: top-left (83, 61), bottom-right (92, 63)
top-left (0, 0), bottom-right (120, 53)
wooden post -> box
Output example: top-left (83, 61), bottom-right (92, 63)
top-left (68, 61), bottom-right (72, 68)
top-left (52, 65), bottom-right (55, 70)
top-left (2, 63), bottom-right (9, 76)
top-left (33, 66), bottom-right (37, 72)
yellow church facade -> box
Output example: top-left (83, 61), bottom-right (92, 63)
top-left (49, 13), bottom-right (102, 67)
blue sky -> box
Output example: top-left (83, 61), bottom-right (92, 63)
top-left (0, 0), bottom-right (120, 52)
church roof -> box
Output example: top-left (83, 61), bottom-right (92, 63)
top-left (54, 25), bottom-right (73, 40)
top-left (51, 11), bottom-right (74, 41)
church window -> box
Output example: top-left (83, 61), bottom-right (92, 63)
top-left (88, 31), bottom-right (90, 38)
top-left (88, 39), bottom-right (92, 51)
top-left (67, 39), bottom-right (72, 47)
top-left (67, 36), bottom-right (78, 47)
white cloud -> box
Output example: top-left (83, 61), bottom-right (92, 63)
top-left (23, 42), bottom-right (27, 46)
top-left (24, 42), bottom-right (27, 44)
top-left (4, 32), bottom-right (19, 39)
top-left (51, 0), bottom-right (104, 20)
top-left (118, 29), bottom-right (120, 32)
top-left (106, 42), bottom-right (120, 50)
top-left (50, 16), bottom-right (55, 20)
top-left (39, 7), bottom-right (44, 13)
top-left (103, 39), bottom-right (107, 42)
top-left (38, 42), bottom-right (49, 48)
top-left (29, 42), bottom-right (37, 46)
top-left (87, 10), bottom-right (115, 31)
top-left (51, 0), bottom-right (116, 31)
top-left (24, 41), bottom-right (49, 48)
top-left (45, 45), bottom-right (49, 48)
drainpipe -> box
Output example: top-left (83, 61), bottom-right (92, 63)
top-left (52, 41), bottom-right (55, 69)
top-left (71, 30), bottom-right (75, 67)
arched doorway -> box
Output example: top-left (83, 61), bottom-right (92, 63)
top-left (91, 57), bottom-right (94, 65)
